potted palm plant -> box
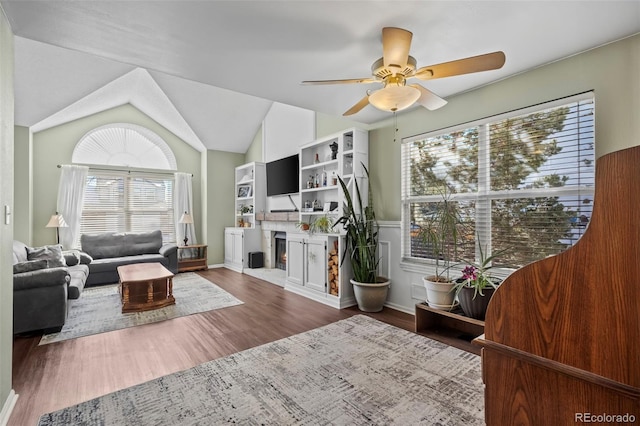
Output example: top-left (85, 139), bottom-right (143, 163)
top-left (419, 186), bottom-right (465, 309)
top-left (451, 240), bottom-right (507, 320)
top-left (333, 164), bottom-right (390, 312)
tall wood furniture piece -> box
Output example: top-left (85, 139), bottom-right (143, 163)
top-left (224, 162), bottom-right (265, 272)
top-left (117, 263), bottom-right (175, 313)
top-left (475, 146), bottom-right (640, 424)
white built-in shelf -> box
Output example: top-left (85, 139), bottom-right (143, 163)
top-left (301, 159), bottom-right (339, 171)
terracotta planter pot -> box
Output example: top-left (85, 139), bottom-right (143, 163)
top-left (457, 286), bottom-right (495, 320)
top-left (350, 277), bottom-right (390, 312)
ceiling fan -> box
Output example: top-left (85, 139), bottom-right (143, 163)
top-left (302, 27), bottom-right (506, 116)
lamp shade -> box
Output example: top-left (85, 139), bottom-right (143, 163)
top-left (179, 212), bottom-right (194, 224)
top-left (46, 213), bottom-right (68, 228)
top-left (369, 85), bottom-right (420, 113)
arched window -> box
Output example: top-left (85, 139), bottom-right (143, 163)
top-left (73, 124), bottom-right (177, 243)
top-left (73, 123), bottom-right (177, 170)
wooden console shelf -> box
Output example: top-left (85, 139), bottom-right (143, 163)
top-left (177, 244), bottom-right (208, 272)
top-left (415, 303), bottom-right (484, 355)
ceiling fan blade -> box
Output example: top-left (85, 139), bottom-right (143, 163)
top-left (343, 95), bottom-right (370, 116)
top-left (302, 77), bottom-right (377, 85)
top-left (382, 27), bottom-right (413, 69)
top-left (410, 84), bottom-right (448, 111)
top-left (414, 51), bottom-right (506, 80)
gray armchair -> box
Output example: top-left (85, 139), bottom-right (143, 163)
top-left (12, 241), bottom-right (90, 334)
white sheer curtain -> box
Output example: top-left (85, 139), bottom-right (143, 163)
top-left (57, 165), bottom-right (89, 249)
top-left (174, 172), bottom-right (196, 245)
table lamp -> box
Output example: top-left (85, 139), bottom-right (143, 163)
top-left (179, 211), bottom-right (193, 246)
top-left (46, 212), bottom-right (68, 245)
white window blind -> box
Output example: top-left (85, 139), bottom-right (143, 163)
top-left (79, 170), bottom-right (175, 245)
top-left (401, 93), bottom-right (595, 270)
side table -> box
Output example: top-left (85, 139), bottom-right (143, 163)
top-left (177, 244), bottom-right (208, 272)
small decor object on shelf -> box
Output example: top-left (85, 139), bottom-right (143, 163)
top-left (314, 153), bottom-right (320, 164)
top-left (237, 185), bottom-right (251, 198)
top-left (330, 141), bottom-right (339, 160)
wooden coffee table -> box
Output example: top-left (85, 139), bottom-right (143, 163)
top-left (117, 263), bottom-right (175, 313)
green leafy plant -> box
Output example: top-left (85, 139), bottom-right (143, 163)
top-left (418, 185), bottom-right (465, 283)
top-left (452, 239), bottom-right (508, 299)
top-left (333, 164), bottom-right (379, 283)
top-left (311, 215), bottom-right (332, 234)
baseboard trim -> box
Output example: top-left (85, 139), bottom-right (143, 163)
top-left (384, 301), bottom-right (415, 316)
top-left (208, 263), bottom-right (224, 269)
top-left (0, 390), bottom-right (18, 426)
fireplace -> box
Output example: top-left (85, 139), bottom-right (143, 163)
top-left (274, 232), bottom-right (287, 270)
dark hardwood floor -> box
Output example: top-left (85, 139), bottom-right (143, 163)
top-left (10, 268), bottom-right (414, 425)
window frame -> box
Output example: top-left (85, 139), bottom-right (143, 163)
top-left (400, 92), bottom-right (595, 277)
top-left (78, 168), bottom-right (176, 246)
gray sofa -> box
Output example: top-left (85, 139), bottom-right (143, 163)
top-left (12, 241), bottom-right (90, 334)
top-left (81, 230), bottom-right (178, 286)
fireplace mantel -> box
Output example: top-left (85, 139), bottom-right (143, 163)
top-left (255, 212), bottom-right (298, 222)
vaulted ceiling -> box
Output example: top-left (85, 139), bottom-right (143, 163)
top-left (3, 1), bottom-right (639, 153)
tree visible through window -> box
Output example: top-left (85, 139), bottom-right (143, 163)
top-left (401, 93), bottom-right (595, 270)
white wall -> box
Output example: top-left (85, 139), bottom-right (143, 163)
top-left (0, 4), bottom-right (16, 422)
top-left (262, 102), bottom-right (315, 213)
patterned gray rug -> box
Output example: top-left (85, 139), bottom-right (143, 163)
top-left (38, 315), bottom-right (484, 425)
top-left (39, 272), bottom-right (243, 345)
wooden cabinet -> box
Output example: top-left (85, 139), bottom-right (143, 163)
top-left (284, 233), bottom-right (353, 308)
top-left (415, 303), bottom-right (484, 355)
top-left (285, 233), bottom-right (327, 294)
top-left (224, 228), bottom-right (244, 272)
top-left (177, 244), bottom-right (208, 272)
top-left (224, 227), bottom-right (261, 273)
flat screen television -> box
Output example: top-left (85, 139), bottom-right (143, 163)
top-left (266, 154), bottom-right (299, 196)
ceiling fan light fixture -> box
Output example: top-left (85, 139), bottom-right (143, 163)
top-left (369, 84), bottom-right (420, 112)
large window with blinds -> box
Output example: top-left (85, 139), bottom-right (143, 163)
top-left (401, 93), bottom-right (595, 271)
top-left (79, 170), bottom-right (175, 245)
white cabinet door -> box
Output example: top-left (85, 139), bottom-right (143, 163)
top-left (286, 235), bottom-right (304, 286)
top-left (305, 238), bottom-right (327, 293)
top-left (233, 232), bottom-right (244, 265)
top-left (224, 229), bottom-right (234, 264)
top-left (224, 228), bottom-right (244, 272)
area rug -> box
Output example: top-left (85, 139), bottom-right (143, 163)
top-left (39, 272), bottom-right (243, 345)
top-left (38, 315), bottom-right (484, 425)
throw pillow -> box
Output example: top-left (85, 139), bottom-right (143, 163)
top-left (13, 259), bottom-right (49, 274)
top-left (27, 244), bottom-right (67, 268)
top-left (62, 250), bottom-right (81, 266)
